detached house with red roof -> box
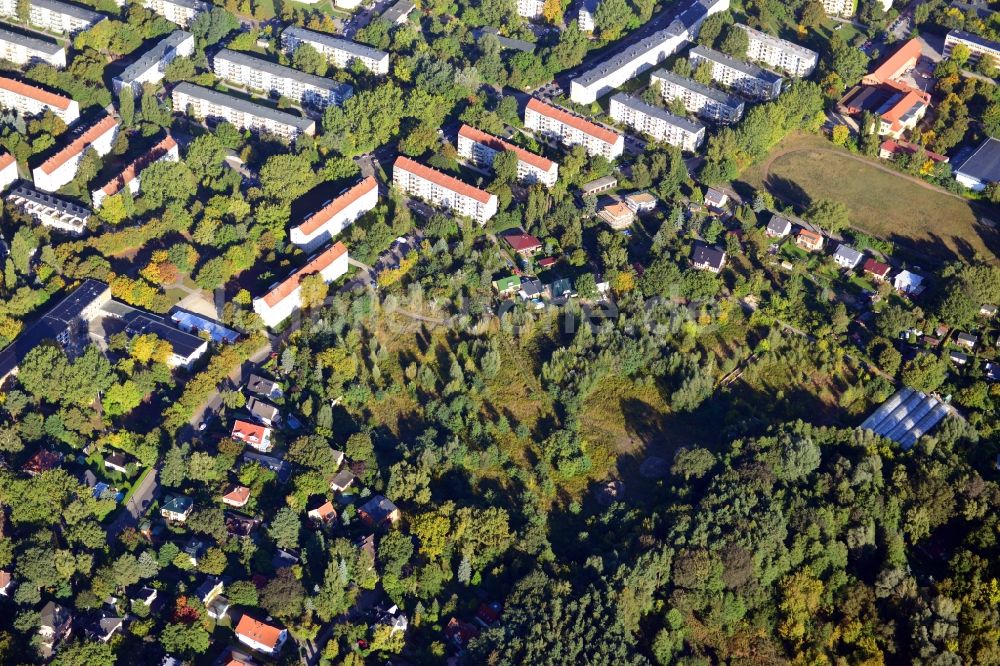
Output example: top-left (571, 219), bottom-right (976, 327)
top-left (231, 419), bottom-right (273, 452)
top-left (0, 76), bottom-right (79, 123)
top-left (92, 134), bottom-right (178, 208)
top-left (524, 97), bottom-right (624, 160)
top-left (252, 241), bottom-right (349, 328)
top-left (222, 485), bottom-right (251, 508)
top-left (393, 156), bottom-right (498, 224)
top-left (863, 257), bottom-right (891, 282)
top-left (235, 615), bottom-right (287, 655)
top-left (457, 124), bottom-right (559, 188)
top-left (33, 113), bottom-right (118, 192)
top-left (290, 176), bottom-right (378, 252)
top-left (796, 229), bottom-right (824, 252)
top-left (502, 229), bottom-right (542, 256)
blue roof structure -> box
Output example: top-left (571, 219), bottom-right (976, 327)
top-left (170, 310), bottom-right (240, 344)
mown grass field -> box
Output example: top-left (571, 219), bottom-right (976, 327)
top-left (739, 133), bottom-right (1000, 265)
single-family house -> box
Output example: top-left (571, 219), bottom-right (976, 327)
top-left (598, 202), bottom-right (636, 230)
top-left (863, 258), bottom-right (891, 282)
top-left (765, 214), bottom-right (792, 238)
top-left (83, 615), bottom-right (123, 643)
top-left (537, 257), bottom-right (557, 269)
top-left (131, 586), bottom-right (156, 606)
top-left (832, 244), bottom-right (864, 270)
top-left (103, 451), bottom-right (132, 474)
top-left (23, 449), bottom-right (62, 475)
top-left (307, 500), bottom-right (337, 524)
top-left (373, 603), bottom-right (409, 635)
top-left (246, 397), bottom-right (280, 426)
top-left (160, 495), bottom-right (194, 522)
top-left (624, 191), bottom-right (657, 213)
top-left (704, 188), bottom-right (729, 209)
top-left (330, 469), bottom-right (355, 492)
top-left (950, 350), bottom-right (969, 365)
top-left (39, 601), bottom-right (72, 656)
top-left (987, 362), bottom-right (1000, 381)
top-left (492, 275), bottom-right (521, 295)
top-left (0, 571), bottom-right (12, 596)
top-left (359, 495), bottom-right (401, 528)
top-left (222, 484), bottom-right (251, 508)
top-left (445, 617), bottom-right (480, 649)
top-left (980, 304), bottom-right (997, 318)
top-left (247, 373), bottom-right (282, 399)
top-left (548, 277), bottom-right (573, 299)
top-left (691, 243), bottom-right (726, 274)
top-left (502, 230), bottom-right (542, 257)
top-left (183, 538), bottom-right (206, 566)
top-left (956, 332), bottom-right (978, 349)
top-left (206, 594), bottom-right (231, 620)
top-left (194, 576), bottom-right (224, 605)
top-left (231, 420), bottom-right (273, 452)
top-left (331, 449), bottom-right (345, 468)
top-left (796, 229), bottom-right (824, 252)
top-left (476, 601), bottom-right (503, 627)
top-left (518, 278), bottom-right (544, 301)
top-left (893, 269), bottom-right (924, 295)
top-left (235, 615), bottom-right (287, 655)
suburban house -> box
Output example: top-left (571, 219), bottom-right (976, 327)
top-left (492, 275), bottom-right (521, 296)
top-left (22, 449), bottom-right (63, 475)
top-left (863, 258), bottom-right (891, 282)
top-left (894, 269), bottom-right (924, 295)
top-left (980, 304), bottom-right (997, 317)
top-left (691, 243), bottom-right (726, 273)
top-left (235, 615), bottom-right (287, 655)
top-left (289, 176), bottom-right (378, 253)
top-left (765, 214), bottom-right (793, 238)
top-left (624, 191), bottom-right (657, 213)
top-left (83, 615), bottom-right (123, 643)
top-left (247, 374), bottom-right (282, 399)
top-left (103, 452), bottom-right (132, 474)
top-left (330, 449), bottom-right (345, 468)
top-left (38, 601), bottom-right (72, 657)
top-left (194, 576), bottom-right (224, 606)
top-left (795, 229), bottom-right (824, 252)
top-left (502, 230), bottom-right (542, 256)
top-left (307, 500), bottom-right (337, 524)
top-left (599, 202), bottom-right (636, 230)
top-left (246, 397), bottom-right (280, 426)
top-left (832, 244), bottom-right (864, 270)
top-left (330, 469), bottom-right (355, 492)
top-left (704, 188), bottom-right (729, 209)
top-left (949, 350), bottom-right (969, 365)
top-left (231, 420), bottom-right (273, 452)
top-left (222, 484), bottom-right (251, 508)
top-left (359, 495), bottom-right (401, 528)
top-left (956, 332), bottom-right (978, 349)
top-left (160, 495), bottom-right (194, 522)
top-left (131, 587), bottom-right (157, 606)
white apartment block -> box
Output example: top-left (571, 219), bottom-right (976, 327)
top-left (113, 30), bottom-right (194, 95)
top-left (0, 76), bottom-right (79, 123)
top-left (7, 183), bottom-right (89, 233)
top-left (0, 0), bottom-right (106, 35)
top-left (253, 241), bottom-right (349, 328)
top-left (92, 134), bottom-right (178, 208)
top-left (142, 0), bottom-right (206, 27)
top-left (213, 48), bottom-right (353, 110)
top-left (393, 156), bottom-right (498, 225)
top-left (609, 93), bottom-right (705, 152)
top-left (578, 0), bottom-right (598, 31)
top-left (738, 24), bottom-right (817, 77)
top-left (32, 113), bottom-right (117, 192)
top-left (457, 124), bottom-right (558, 188)
top-left (570, 0), bottom-right (729, 105)
top-left (689, 44), bottom-right (784, 101)
top-left (0, 26), bottom-right (66, 68)
top-left (281, 26), bottom-right (389, 75)
top-left (517, 0), bottom-right (543, 17)
top-left (650, 68), bottom-right (744, 123)
top-left (822, 0), bottom-right (854, 16)
top-left (171, 82), bottom-right (316, 141)
top-left (0, 152), bottom-right (17, 191)
top-left (944, 30), bottom-right (1000, 66)
top-left (290, 176), bottom-right (377, 252)
top-left (524, 97), bottom-right (624, 159)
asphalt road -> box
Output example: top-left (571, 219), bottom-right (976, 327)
top-left (105, 466), bottom-right (159, 536)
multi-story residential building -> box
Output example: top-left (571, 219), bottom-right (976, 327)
top-left (524, 97), bottom-right (624, 159)
top-left (0, 25), bottom-right (66, 68)
top-left (457, 124), bottom-right (559, 187)
top-left (281, 26), bottom-right (390, 75)
top-left (6, 182), bottom-right (90, 233)
top-left (92, 134), bottom-right (178, 208)
top-left (289, 176), bottom-right (377, 252)
top-left (32, 112), bottom-right (117, 192)
top-left (0, 0), bottom-right (106, 35)
top-left (649, 68), bottom-right (744, 123)
top-left (578, 0), bottom-right (598, 32)
top-left (822, 0), bottom-right (854, 16)
top-left (142, 0), bottom-right (206, 27)
top-left (569, 0), bottom-right (729, 104)
top-left (0, 75), bottom-right (79, 123)
top-left (944, 30), bottom-right (1000, 66)
top-left (253, 241), bottom-right (349, 328)
top-left (212, 48), bottom-right (353, 110)
top-left (517, 0), bottom-right (543, 17)
top-left (738, 24), bottom-right (818, 77)
top-left (171, 82), bottom-right (316, 141)
top-left (113, 30), bottom-right (194, 95)
top-left (380, 0), bottom-right (415, 24)
top-left (688, 44), bottom-right (784, 100)
top-left (393, 156), bottom-right (498, 224)
top-left (0, 152), bottom-right (17, 191)
top-left (609, 93), bottom-right (706, 152)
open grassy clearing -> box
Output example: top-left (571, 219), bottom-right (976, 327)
top-left (739, 133), bottom-right (1000, 265)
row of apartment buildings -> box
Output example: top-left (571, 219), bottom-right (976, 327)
top-left (143, 0), bottom-right (206, 28)
top-left (393, 156), bottom-right (498, 224)
top-left (253, 241), bottom-right (350, 328)
top-left (0, 75), bottom-right (78, 122)
top-left (212, 48), bottom-right (353, 110)
top-left (171, 82), bottom-right (316, 140)
top-left (32, 112), bottom-right (118, 192)
top-left (281, 26), bottom-right (389, 75)
top-left (92, 133), bottom-right (179, 208)
top-left (689, 44), bottom-right (784, 101)
top-left (650, 68), bottom-right (745, 123)
top-left (739, 24), bottom-right (817, 78)
top-left (609, 93), bottom-right (706, 152)
top-left (456, 124), bottom-right (559, 188)
top-left (0, 24), bottom-right (65, 67)
top-left (944, 29), bottom-right (1000, 66)
top-left (0, 0), bottom-right (105, 35)
top-left (113, 30), bottom-right (194, 95)
top-left (524, 97), bottom-right (624, 159)
top-left (289, 176), bottom-right (378, 252)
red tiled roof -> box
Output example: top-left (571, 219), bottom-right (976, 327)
top-left (99, 134), bottom-right (177, 196)
top-left (0, 76), bottom-right (72, 110)
top-left (458, 124), bottom-right (555, 173)
top-left (38, 114), bottom-right (117, 175)
top-left (294, 176), bottom-right (377, 237)
top-left (231, 420), bottom-right (268, 443)
top-left (235, 615), bottom-right (283, 649)
top-left (879, 139), bottom-right (948, 163)
top-left (0, 152), bottom-right (14, 171)
top-left (880, 88), bottom-right (924, 133)
top-left (866, 38), bottom-right (921, 85)
top-left (223, 485), bottom-right (251, 504)
top-left (602, 202), bottom-right (632, 218)
top-left (503, 231), bottom-right (541, 252)
top-left (526, 97), bottom-right (621, 146)
top-left (394, 156), bottom-right (493, 204)
top-left (261, 241), bottom-right (348, 308)
top-left (537, 257), bottom-right (556, 268)
top-left (863, 257), bottom-right (891, 277)
top-left (798, 229), bottom-right (822, 241)
top-left (309, 500), bottom-right (335, 518)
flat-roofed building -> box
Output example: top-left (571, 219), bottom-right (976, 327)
top-left (0, 25), bottom-right (66, 68)
top-left (393, 156), bottom-right (498, 224)
top-left (822, 0), bottom-right (854, 16)
top-left (569, 0), bottom-right (730, 104)
top-left (649, 68), bottom-right (744, 123)
top-left (944, 29), bottom-right (1000, 66)
top-left (689, 44), bottom-right (783, 100)
top-left (380, 0), bottom-right (414, 24)
top-left (213, 48), bottom-right (353, 110)
top-left (114, 308), bottom-right (207, 368)
top-left (253, 242), bottom-right (349, 328)
top-left (171, 82), bottom-right (315, 141)
top-left (290, 176), bottom-right (377, 252)
top-left (32, 112), bottom-right (117, 192)
top-left (0, 152), bottom-right (17, 191)
top-left (0, 76), bottom-right (79, 123)
top-left (609, 92), bottom-right (705, 151)
top-left (6, 182), bottom-right (90, 233)
top-left (113, 30), bottom-right (194, 95)
top-left (517, 0), bottom-right (543, 17)
top-left (281, 26), bottom-right (389, 74)
top-left (524, 97), bottom-right (624, 159)
top-left (457, 124), bottom-right (559, 187)
top-left (92, 134), bottom-right (178, 208)
top-left (142, 0), bottom-right (206, 27)
top-left (0, 0), bottom-right (107, 35)
top-left (738, 24), bottom-right (817, 77)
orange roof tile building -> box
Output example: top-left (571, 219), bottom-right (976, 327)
top-left (92, 134), bottom-right (178, 208)
top-left (33, 113), bottom-right (118, 192)
top-left (392, 156), bottom-right (498, 224)
top-left (252, 242), bottom-right (349, 328)
top-left (524, 97), bottom-right (624, 159)
top-left (457, 124), bottom-right (558, 187)
top-left (235, 615), bottom-right (287, 654)
top-left (0, 76), bottom-right (79, 123)
top-left (290, 176), bottom-right (378, 252)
